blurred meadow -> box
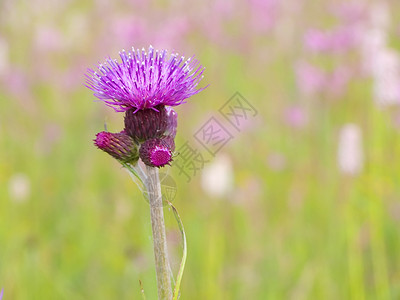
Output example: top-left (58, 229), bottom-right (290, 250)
top-left (1, 0), bottom-right (400, 299)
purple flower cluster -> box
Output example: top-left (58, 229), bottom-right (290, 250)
top-left (304, 27), bottom-right (359, 54)
top-left (88, 46), bottom-right (206, 167)
top-left (296, 3), bottom-right (365, 99)
top-left (86, 46), bottom-right (206, 112)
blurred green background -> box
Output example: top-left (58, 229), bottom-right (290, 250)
top-left (1, 0), bottom-right (400, 299)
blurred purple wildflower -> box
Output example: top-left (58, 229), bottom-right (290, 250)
top-left (34, 26), bottom-right (63, 53)
top-left (0, 288), bottom-right (3, 300)
top-left (295, 62), bottom-right (354, 98)
top-left (284, 105), bottom-right (307, 129)
top-left (330, 2), bottom-right (366, 25)
top-left (248, 0), bottom-right (279, 33)
top-left (304, 27), bottom-right (359, 54)
top-left (111, 17), bottom-right (146, 47)
top-left (328, 66), bottom-right (352, 97)
top-left (304, 29), bottom-right (331, 53)
top-left (86, 46), bottom-right (207, 112)
top-left (295, 61), bottom-right (326, 96)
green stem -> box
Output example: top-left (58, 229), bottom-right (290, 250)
top-left (146, 166), bottom-right (172, 300)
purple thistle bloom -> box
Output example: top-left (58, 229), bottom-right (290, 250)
top-left (86, 46), bottom-right (207, 112)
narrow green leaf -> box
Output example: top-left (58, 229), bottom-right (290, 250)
top-left (166, 200), bottom-right (187, 300)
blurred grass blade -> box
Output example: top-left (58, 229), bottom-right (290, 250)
top-left (166, 200), bottom-right (187, 300)
top-left (122, 162), bottom-right (147, 195)
top-left (139, 280), bottom-right (146, 300)
top-left (122, 162), bottom-right (142, 182)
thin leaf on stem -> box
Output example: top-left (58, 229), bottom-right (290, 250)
top-left (166, 200), bottom-right (187, 300)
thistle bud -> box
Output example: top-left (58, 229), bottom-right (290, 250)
top-left (139, 137), bottom-right (175, 168)
top-left (165, 106), bottom-right (178, 138)
top-left (124, 105), bottom-right (168, 142)
top-left (94, 131), bottom-right (139, 163)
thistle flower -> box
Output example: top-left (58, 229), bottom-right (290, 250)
top-left (87, 46), bottom-right (205, 299)
top-left (94, 131), bottom-right (139, 163)
top-left (85, 46), bottom-right (207, 112)
top-left (139, 137), bottom-right (175, 167)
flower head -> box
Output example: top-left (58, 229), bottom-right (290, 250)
top-left (94, 131), bottom-right (139, 163)
top-left (139, 137), bottom-right (175, 167)
top-left (86, 46), bottom-right (207, 112)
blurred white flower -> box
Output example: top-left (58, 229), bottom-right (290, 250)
top-left (370, 2), bottom-right (390, 30)
top-left (8, 173), bottom-right (31, 203)
top-left (0, 37), bottom-right (9, 76)
top-left (359, 1), bottom-right (400, 107)
top-left (337, 124), bottom-right (364, 176)
top-left (360, 27), bottom-right (387, 72)
top-left (372, 49), bottom-right (400, 106)
top-left (201, 154), bottom-right (233, 198)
